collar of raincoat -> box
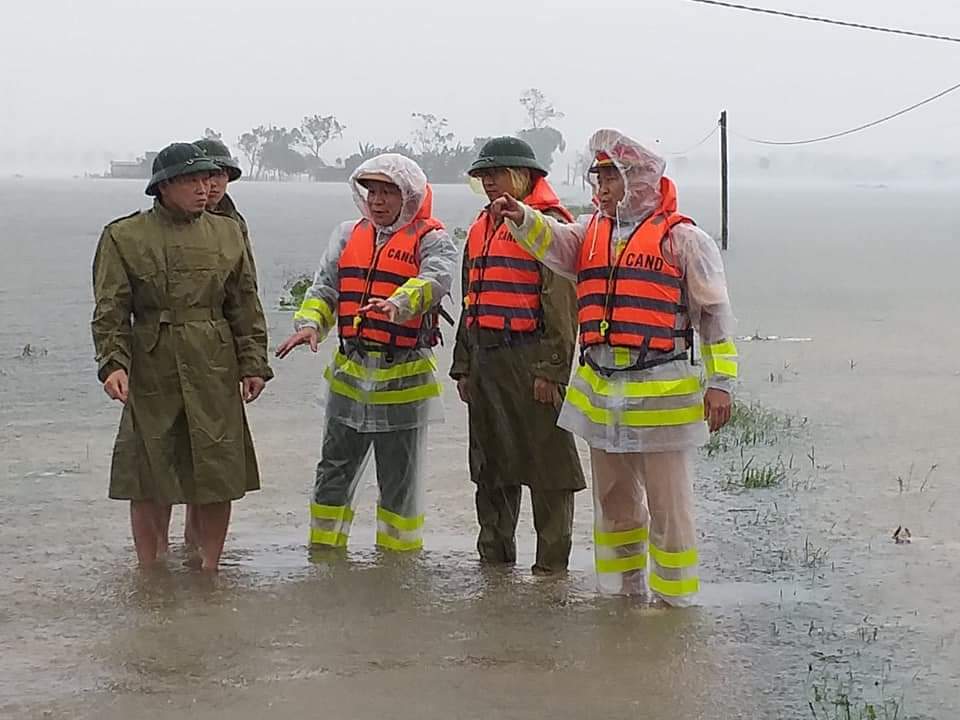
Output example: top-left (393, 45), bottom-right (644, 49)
top-left (586, 128), bottom-right (667, 225)
top-left (349, 153), bottom-right (434, 234)
top-left (153, 198), bottom-right (203, 224)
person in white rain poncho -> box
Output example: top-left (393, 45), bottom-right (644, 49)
top-left (490, 129), bottom-right (739, 605)
top-left (276, 154), bottom-right (458, 552)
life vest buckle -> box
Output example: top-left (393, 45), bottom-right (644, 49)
top-left (599, 319), bottom-right (609, 338)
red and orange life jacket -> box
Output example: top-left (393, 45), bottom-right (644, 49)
top-left (465, 177), bottom-right (573, 333)
top-left (338, 188), bottom-right (444, 349)
top-left (576, 176), bottom-right (692, 355)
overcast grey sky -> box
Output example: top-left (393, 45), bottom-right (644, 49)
top-left (1, 0), bottom-right (958, 171)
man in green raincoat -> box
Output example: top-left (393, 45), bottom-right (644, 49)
top-left (451, 137), bottom-right (585, 574)
top-left (91, 142), bottom-right (273, 572)
top-left (194, 137), bottom-right (257, 279)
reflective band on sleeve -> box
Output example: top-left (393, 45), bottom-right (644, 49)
top-left (309, 529), bottom-right (349, 547)
top-left (295, 297), bottom-right (335, 329)
top-left (596, 554), bottom-right (647, 574)
top-left (649, 572), bottom-right (700, 597)
top-left (376, 506), bottom-right (425, 532)
top-left (578, 364), bottom-right (703, 399)
top-left (594, 527), bottom-right (649, 547)
top-left (701, 340), bottom-right (739, 379)
top-left (375, 532), bottom-right (424, 552)
top-left (310, 503), bottom-right (355, 522)
top-left (531, 215), bottom-right (554, 260)
top-left (649, 544), bottom-right (698, 569)
top-left (566, 385), bottom-right (704, 427)
top-left (393, 277), bottom-right (433, 315)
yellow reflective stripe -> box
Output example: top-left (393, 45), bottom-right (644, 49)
top-left (649, 572), bottom-right (699, 597)
top-left (596, 554), bottom-right (647, 573)
top-left (376, 506), bottom-right (425, 532)
top-left (613, 347), bottom-right (631, 368)
top-left (376, 532), bottom-right (423, 552)
top-left (566, 385), bottom-right (704, 427)
top-left (332, 351), bottom-right (438, 382)
top-left (705, 357), bottom-right (738, 378)
top-left (309, 529), bottom-right (349, 547)
top-left (577, 364), bottom-right (702, 398)
top-left (701, 340), bottom-right (739, 379)
top-left (324, 369), bottom-right (442, 405)
top-left (310, 503), bottom-right (355, 522)
top-left (649, 544), bottom-right (698, 569)
top-left (702, 340), bottom-right (737, 357)
top-left (294, 307), bottom-right (323, 325)
top-left (295, 297), bottom-right (335, 327)
top-left (594, 527), bottom-right (649, 547)
top-left (392, 278), bottom-right (432, 315)
top-left (532, 218), bottom-right (554, 260)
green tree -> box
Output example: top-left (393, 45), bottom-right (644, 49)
top-left (238, 125), bottom-right (269, 179)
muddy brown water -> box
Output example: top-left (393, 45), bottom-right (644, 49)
top-left (1, 177), bottom-right (957, 719)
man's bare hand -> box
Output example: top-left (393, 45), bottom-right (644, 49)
top-left (104, 368), bottom-right (129, 404)
top-left (275, 328), bottom-right (319, 359)
top-left (704, 388), bottom-right (732, 432)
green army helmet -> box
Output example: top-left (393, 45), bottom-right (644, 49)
top-left (145, 142), bottom-right (220, 197)
top-left (467, 136), bottom-right (548, 178)
top-left (193, 137), bottom-right (243, 182)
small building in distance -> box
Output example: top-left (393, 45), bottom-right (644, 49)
top-left (108, 151), bottom-right (157, 179)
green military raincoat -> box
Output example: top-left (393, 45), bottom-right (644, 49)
top-left (91, 201), bottom-right (273, 504)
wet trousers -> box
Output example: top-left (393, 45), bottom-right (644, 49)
top-left (475, 484), bottom-right (574, 572)
top-left (310, 418), bottom-right (426, 552)
top-left (590, 448), bottom-right (699, 605)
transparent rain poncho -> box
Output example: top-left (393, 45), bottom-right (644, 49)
top-left (499, 129), bottom-right (741, 600)
top-left (295, 153), bottom-right (459, 433)
top-left (296, 153), bottom-right (458, 552)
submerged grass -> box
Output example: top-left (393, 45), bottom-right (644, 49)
top-left (808, 667), bottom-right (906, 720)
top-left (703, 400), bottom-right (806, 458)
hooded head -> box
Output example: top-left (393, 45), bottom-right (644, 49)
top-left (586, 129), bottom-right (666, 223)
top-left (349, 153), bottom-right (433, 232)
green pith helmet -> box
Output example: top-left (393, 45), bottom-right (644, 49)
top-left (467, 136), bottom-right (548, 177)
top-left (193, 137), bottom-right (243, 182)
top-left (145, 143), bottom-right (220, 197)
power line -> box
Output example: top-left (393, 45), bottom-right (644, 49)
top-left (733, 80), bottom-right (960, 146)
top-left (686, 0), bottom-right (960, 44)
top-left (662, 125), bottom-right (719, 155)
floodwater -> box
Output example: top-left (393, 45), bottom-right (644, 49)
top-left (1, 176), bottom-right (957, 719)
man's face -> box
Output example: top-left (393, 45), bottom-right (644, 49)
top-left (205, 169), bottom-right (229, 209)
top-left (365, 180), bottom-right (403, 227)
top-left (159, 172), bottom-right (210, 214)
top-left (595, 165), bottom-right (625, 217)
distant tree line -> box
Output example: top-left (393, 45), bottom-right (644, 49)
top-left (223, 89), bottom-right (566, 183)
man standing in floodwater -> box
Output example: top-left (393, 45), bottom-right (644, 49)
top-left (276, 153), bottom-right (457, 553)
top-left (170, 136), bottom-right (261, 550)
top-left (490, 129), bottom-right (738, 605)
top-left (91, 142), bottom-right (273, 572)
top-left (451, 136), bottom-right (585, 574)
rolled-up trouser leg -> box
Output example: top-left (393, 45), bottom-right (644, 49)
top-left (589, 448), bottom-right (650, 596)
top-left (643, 450), bottom-right (699, 606)
top-left (373, 426), bottom-right (426, 551)
top-left (475, 484), bottom-right (521, 564)
top-left (530, 488), bottom-right (574, 573)
top-left (310, 418), bottom-right (374, 548)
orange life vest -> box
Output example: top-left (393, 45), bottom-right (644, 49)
top-left (338, 206), bottom-right (444, 349)
top-left (465, 177), bottom-right (573, 333)
top-left (576, 176), bottom-right (692, 356)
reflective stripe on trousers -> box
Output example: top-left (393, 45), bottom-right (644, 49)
top-left (309, 418), bottom-right (426, 551)
top-left (589, 447), bottom-right (699, 604)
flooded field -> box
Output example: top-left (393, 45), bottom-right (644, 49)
top-left (1, 176), bottom-right (957, 719)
